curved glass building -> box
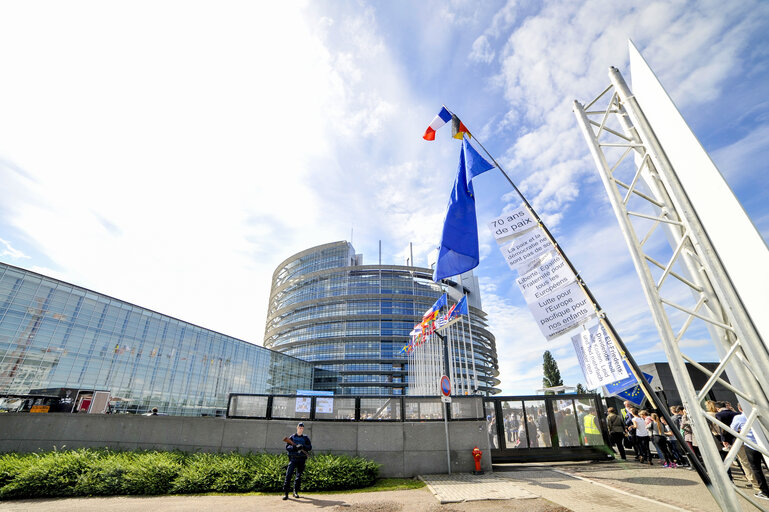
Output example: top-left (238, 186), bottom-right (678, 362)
top-left (264, 241), bottom-right (500, 396)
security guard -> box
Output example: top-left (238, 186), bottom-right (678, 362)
top-left (283, 422), bottom-right (312, 500)
top-left (583, 408), bottom-right (603, 445)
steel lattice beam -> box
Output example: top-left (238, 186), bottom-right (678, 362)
top-left (574, 67), bottom-right (769, 511)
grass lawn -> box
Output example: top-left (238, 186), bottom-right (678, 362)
top-left (208, 478), bottom-right (426, 496)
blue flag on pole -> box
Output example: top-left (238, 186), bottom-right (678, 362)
top-left (463, 138), bottom-right (494, 181)
top-left (433, 143), bottom-right (479, 282)
top-left (455, 295), bottom-right (468, 315)
top-left (423, 293), bottom-right (448, 318)
top-left (604, 361), bottom-right (654, 396)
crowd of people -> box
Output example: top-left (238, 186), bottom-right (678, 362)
top-left (606, 400), bottom-right (769, 501)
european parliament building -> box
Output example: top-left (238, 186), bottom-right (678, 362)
top-left (0, 262), bottom-right (314, 416)
top-left (0, 241), bottom-right (499, 416)
top-left (263, 241), bottom-right (500, 396)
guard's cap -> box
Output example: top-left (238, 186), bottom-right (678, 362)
top-left (297, 422), bottom-right (304, 427)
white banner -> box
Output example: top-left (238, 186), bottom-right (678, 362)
top-left (499, 228), bottom-right (552, 273)
top-left (295, 397), bottom-right (311, 413)
top-left (487, 206), bottom-right (537, 241)
top-left (516, 251), bottom-right (577, 303)
top-left (316, 397), bottom-right (334, 414)
top-left (527, 281), bottom-right (595, 340)
top-left (571, 323), bottom-right (629, 389)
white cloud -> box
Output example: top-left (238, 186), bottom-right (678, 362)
top-left (0, 238), bottom-right (28, 260)
top-left (0, 1), bottom-right (765, 399)
top-left (486, 0), bottom-right (762, 222)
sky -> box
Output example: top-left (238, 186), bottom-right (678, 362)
top-left (1, 1), bottom-right (767, 395)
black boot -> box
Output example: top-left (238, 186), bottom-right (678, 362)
top-left (283, 493), bottom-right (289, 500)
top-left (293, 490), bottom-right (301, 498)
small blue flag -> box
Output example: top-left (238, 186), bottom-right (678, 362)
top-left (463, 138), bottom-right (494, 181)
top-left (433, 144), bottom-right (479, 282)
top-left (605, 362), bottom-right (654, 396)
top-left (455, 295), bottom-right (469, 315)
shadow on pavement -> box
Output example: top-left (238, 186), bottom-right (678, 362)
top-left (620, 476), bottom-right (698, 486)
top-left (294, 496), bottom-right (348, 508)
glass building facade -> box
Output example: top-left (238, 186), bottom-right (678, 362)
top-left (264, 241), bottom-right (500, 396)
top-left (0, 262), bottom-right (314, 416)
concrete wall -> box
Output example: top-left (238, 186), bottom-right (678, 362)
top-left (0, 414), bottom-right (492, 477)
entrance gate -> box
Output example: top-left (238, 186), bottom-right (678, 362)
top-left (484, 394), bottom-right (613, 463)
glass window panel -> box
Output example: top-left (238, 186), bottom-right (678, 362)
top-left (498, 400), bottom-right (524, 449)
top-left (271, 396), bottom-right (311, 420)
top-left (484, 400), bottom-right (499, 449)
top-left (522, 400), bottom-right (552, 448)
top-left (554, 399), bottom-right (582, 447)
top-left (450, 397), bottom-right (484, 419)
top-left (360, 397), bottom-right (401, 421)
top-left (404, 397), bottom-right (443, 421)
top-left (313, 397), bottom-right (355, 420)
top-left (576, 397), bottom-right (603, 446)
top-left (228, 396), bottom-right (269, 418)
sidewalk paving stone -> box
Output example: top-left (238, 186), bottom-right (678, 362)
top-left (419, 473), bottom-right (539, 503)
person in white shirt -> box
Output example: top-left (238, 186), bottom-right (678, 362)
top-left (628, 407), bottom-right (652, 464)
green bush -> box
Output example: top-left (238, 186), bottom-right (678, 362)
top-left (122, 451), bottom-right (184, 495)
top-left (250, 453), bottom-right (288, 492)
top-left (0, 449), bottom-right (99, 499)
top-left (303, 454), bottom-right (379, 490)
top-left (74, 451), bottom-right (132, 496)
top-left (0, 453), bottom-right (33, 489)
top-left (0, 449), bottom-right (379, 500)
top-left (171, 452), bottom-right (255, 494)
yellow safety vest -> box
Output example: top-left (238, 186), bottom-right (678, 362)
top-left (584, 414), bottom-right (600, 435)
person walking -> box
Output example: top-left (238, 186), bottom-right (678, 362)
top-left (731, 403), bottom-right (769, 500)
top-left (623, 401), bottom-right (639, 460)
top-left (717, 402), bottom-right (760, 490)
top-left (606, 407), bottom-right (627, 460)
top-left (283, 422), bottom-right (312, 500)
top-left (649, 413), bottom-right (675, 467)
top-left (679, 407), bottom-right (702, 464)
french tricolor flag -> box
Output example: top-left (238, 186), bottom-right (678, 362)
top-left (423, 106), bottom-right (452, 141)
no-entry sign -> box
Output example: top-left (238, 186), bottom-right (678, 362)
top-left (440, 375), bottom-right (451, 397)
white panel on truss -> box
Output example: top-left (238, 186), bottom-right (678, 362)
top-left (629, 41), bottom-right (769, 349)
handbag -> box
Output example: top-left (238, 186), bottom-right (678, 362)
top-left (623, 435), bottom-right (633, 449)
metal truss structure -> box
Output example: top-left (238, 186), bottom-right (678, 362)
top-left (574, 67), bottom-right (769, 510)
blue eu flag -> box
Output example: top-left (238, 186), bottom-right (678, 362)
top-left (434, 143), bottom-right (478, 282)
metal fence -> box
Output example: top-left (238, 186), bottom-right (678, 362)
top-left (484, 394), bottom-right (613, 463)
top-left (226, 394), bottom-right (484, 422)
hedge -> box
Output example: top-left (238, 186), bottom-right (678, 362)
top-left (0, 449), bottom-right (379, 499)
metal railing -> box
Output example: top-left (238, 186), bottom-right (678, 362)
top-left (226, 393), bottom-right (484, 422)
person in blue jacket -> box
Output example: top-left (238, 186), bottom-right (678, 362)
top-left (283, 422), bottom-right (312, 500)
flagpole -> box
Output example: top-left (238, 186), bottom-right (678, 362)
top-left (464, 294), bottom-right (479, 393)
top-left (459, 314), bottom-right (470, 395)
top-left (461, 127), bottom-right (710, 482)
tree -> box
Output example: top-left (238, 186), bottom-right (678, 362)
top-left (542, 350), bottom-right (563, 390)
top-left (576, 383), bottom-right (596, 394)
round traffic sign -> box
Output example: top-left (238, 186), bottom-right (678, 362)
top-left (440, 375), bottom-right (451, 396)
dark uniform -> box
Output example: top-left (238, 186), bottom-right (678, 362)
top-left (283, 423), bottom-right (312, 498)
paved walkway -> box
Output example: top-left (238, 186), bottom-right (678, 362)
top-left (419, 473), bottom-right (539, 503)
top-left (494, 462), bottom-right (759, 512)
top-left (421, 461), bottom-right (761, 511)
top-left (0, 489), bottom-right (564, 512)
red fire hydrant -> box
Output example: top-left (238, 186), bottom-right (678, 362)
top-left (472, 446), bottom-right (484, 475)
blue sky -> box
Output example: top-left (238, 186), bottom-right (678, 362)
top-left (1, 1), bottom-right (767, 394)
